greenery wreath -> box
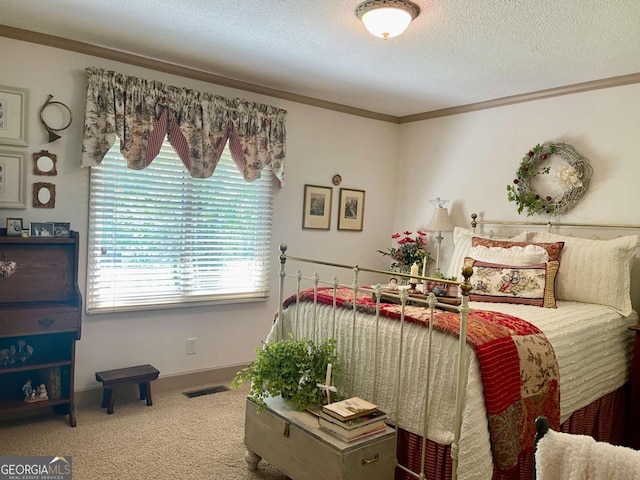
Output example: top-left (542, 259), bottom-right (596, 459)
top-left (506, 141), bottom-right (593, 216)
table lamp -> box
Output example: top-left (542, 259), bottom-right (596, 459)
top-left (425, 198), bottom-right (454, 275)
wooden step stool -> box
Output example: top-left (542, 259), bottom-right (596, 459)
top-left (95, 364), bottom-right (159, 414)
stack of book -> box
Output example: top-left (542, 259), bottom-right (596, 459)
top-left (319, 397), bottom-right (388, 442)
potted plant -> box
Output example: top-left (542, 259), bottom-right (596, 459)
top-left (232, 335), bottom-right (340, 413)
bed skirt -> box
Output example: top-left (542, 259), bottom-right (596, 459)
top-left (396, 384), bottom-right (629, 480)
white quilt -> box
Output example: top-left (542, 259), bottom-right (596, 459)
top-left (268, 299), bottom-right (637, 480)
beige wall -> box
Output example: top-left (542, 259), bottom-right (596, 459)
top-left (0, 36), bottom-right (400, 389)
top-left (396, 83), bottom-right (640, 308)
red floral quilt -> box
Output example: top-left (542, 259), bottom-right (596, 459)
top-left (283, 286), bottom-right (560, 472)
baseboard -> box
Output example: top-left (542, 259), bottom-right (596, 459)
top-left (75, 363), bottom-right (248, 409)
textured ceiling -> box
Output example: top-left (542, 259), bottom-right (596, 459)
top-left (2, 0), bottom-right (640, 117)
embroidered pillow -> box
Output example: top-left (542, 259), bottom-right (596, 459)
top-left (446, 227), bottom-right (530, 280)
top-left (465, 258), bottom-right (559, 308)
top-left (469, 244), bottom-right (549, 266)
top-left (471, 237), bottom-right (565, 262)
top-left (527, 232), bottom-right (640, 316)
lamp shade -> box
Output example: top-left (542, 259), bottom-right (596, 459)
top-left (356, 0), bottom-right (420, 40)
top-left (425, 207), bottom-right (454, 233)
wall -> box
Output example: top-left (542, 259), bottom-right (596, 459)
top-left (0, 37), bottom-right (400, 390)
top-left (396, 83), bottom-right (640, 307)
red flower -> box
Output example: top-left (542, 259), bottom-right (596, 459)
top-left (403, 231), bottom-right (412, 236)
top-left (417, 230), bottom-right (427, 236)
top-left (541, 154), bottom-right (548, 160)
top-left (391, 233), bottom-right (400, 239)
top-left (528, 151), bottom-right (534, 157)
top-left (513, 179), bottom-right (519, 184)
top-left (546, 196), bottom-right (552, 201)
top-left (522, 167), bottom-right (528, 173)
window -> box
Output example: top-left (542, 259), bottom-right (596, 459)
top-left (86, 141), bottom-right (274, 313)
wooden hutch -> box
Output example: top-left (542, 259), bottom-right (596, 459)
top-left (0, 229), bottom-right (82, 426)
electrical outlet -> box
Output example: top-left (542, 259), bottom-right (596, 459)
top-left (186, 337), bottom-right (197, 355)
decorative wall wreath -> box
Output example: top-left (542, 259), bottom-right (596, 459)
top-left (506, 141), bottom-right (592, 216)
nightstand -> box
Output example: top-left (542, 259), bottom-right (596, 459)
top-left (629, 325), bottom-right (640, 449)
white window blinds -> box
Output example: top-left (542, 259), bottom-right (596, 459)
top-left (86, 141), bottom-right (274, 313)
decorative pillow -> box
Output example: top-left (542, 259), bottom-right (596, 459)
top-left (465, 258), bottom-right (559, 308)
top-left (446, 227), bottom-right (529, 280)
top-left (469, 244), bottom-right (549, 266)
top-left (471, 237), bottom-right (565, 262)
top-left (527, 231), bottom-right (640, 316)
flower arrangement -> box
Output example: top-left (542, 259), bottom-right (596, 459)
top-left (506, 141), bottom-right (592, 217)
top-left (377, 230), bottom-right (431, 272)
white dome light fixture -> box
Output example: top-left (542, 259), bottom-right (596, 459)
top-left (356, 0), bottom-right (421, 40)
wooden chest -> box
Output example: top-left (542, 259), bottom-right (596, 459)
top-left (244, 396), bottom-right (396, 480)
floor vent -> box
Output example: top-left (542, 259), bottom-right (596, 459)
top-left (183, 385), bottom-right (230, 398)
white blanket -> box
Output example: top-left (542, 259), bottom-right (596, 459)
top-left (269, 298), bottom-right (637, 480)
top-left (536, 429), bottom-right (640, 480)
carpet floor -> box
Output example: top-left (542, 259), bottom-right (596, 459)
top-left (0, 382), bottom-right (290, 480)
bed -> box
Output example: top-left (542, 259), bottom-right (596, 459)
top-left (264, 215), bottom-right (640, 480)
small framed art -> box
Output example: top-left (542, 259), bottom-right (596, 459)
top-left (302, 184), bottom-right (333, 230)
top-left (0, 151), bottom-right (27, 209)
top-left (0, 86), bottom-right (29, 146)
top-left (6, 218), bottom-right (23, 236)
top-left (30, 222), bottom-right (54, 238)
top-left (53, 222), bottom-right (71, 237)
top-left (338, 188), bottom-right (365, 231)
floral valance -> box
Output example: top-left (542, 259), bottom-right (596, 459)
top-left (81, 67), bottom-right (287, 186)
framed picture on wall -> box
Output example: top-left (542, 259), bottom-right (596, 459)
top-left (302, 184), bottom-right (333, 230)
top-left (337, 188), bottom-right (365, 232)
top-left (0, 151), bottom-right (27, 209)
top-left (0, 86), bottom-right (29, 147)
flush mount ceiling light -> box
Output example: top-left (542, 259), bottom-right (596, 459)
top-left (355, 0), bottom-right (421, 40)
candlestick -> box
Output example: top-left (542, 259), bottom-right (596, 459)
top-left (410, 262), bottom-right (419, 284)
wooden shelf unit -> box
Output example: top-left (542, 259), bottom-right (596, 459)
top-left (0, 229), bottom-right (82, 427)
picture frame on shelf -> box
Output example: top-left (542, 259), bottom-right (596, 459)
top-left (337, 188), bottom-right (365, 232)
top-left (0, 86), bottom-right (29, 147)
top-left (30, 222), bottom-right (54, 238)
top-left (302, 184), bottom-right (333, 230)
top-left (0, 151), bottom-right (27, 209)
top-left (6, 218), bottom-right (23, 236)
top-left (53, 222), bottom-right (71, 237)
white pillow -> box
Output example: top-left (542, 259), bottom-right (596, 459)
top-left (528, 231), bottom-right (640, 316)
top-left (446, 227), bottom-right (530, 280)
top-left (469, 244), bottom-right (549, 266)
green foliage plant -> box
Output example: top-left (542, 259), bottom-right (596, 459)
top-left (232, 335), bottom-right (339, 413)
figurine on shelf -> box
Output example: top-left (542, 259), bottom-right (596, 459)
top-left (387, 277), bottom-right (399, 291)
top-left (22, 379), bottom-right (33, 399)
top-left (15, 339), bottom-right (33, 363)
top-left (0, 345), bottom-right (16, 366)
top-left (37, 384), bottom-right (48, 400)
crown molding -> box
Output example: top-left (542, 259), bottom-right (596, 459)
top-left (2, 25), bottom-right (639, 125)
top-left (398, 72), bottom-right (640, 123)
top-left (0, 25), bottom-right (399, 124)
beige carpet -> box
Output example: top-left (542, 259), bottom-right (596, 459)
top-left (0, 382), bottom-right (290, 480)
